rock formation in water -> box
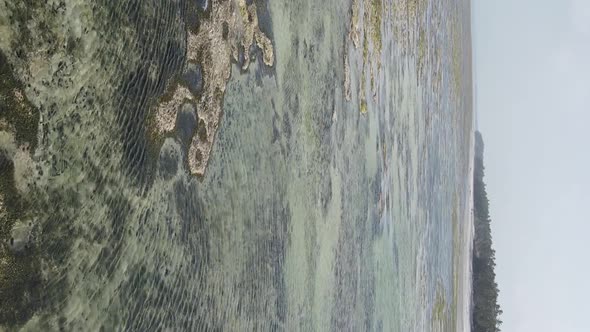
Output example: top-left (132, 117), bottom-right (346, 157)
top-left (152, 0), bottom-right (274, 178)
top-left (345, 0), bottom-right (383, 113)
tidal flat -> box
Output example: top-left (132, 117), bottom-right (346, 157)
top-left (0, 0), bottom-right (474, 330)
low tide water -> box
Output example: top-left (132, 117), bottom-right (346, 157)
top-left (0, 0), bottom-right (474, 330)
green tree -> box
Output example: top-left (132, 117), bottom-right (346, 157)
top-left (472, 131), bottom-right (502, 332)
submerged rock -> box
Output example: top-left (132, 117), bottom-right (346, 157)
top-left (176, 103), bottom-right (198, 145)
top-left (182, 62), bottom-right (204, 96)
top-left (196, 0), bottom-right (209, 11)
top-left (8, 220), bottom-right (33, 253)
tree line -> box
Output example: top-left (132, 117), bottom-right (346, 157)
top-left (472, 131), bottom-right (502, 332)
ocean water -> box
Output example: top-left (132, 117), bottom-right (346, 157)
top-left (0, 0), bottom-right (474, 330)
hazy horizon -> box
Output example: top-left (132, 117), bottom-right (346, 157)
top-left (474, 0), bottom-right (590, 331)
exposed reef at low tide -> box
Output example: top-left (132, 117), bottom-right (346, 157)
top-left (152, 0), bottom-right (275, 178)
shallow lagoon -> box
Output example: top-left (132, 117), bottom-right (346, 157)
top-left (0, 0), bottom-right (474, 330)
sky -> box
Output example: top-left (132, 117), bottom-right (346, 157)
top-left (473, 0), bottom-right (590, 331)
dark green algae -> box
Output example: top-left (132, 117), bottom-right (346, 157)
top-left (0, 50), bottom-right (43, 328)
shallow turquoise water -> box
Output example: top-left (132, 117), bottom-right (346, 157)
top-left (0, 0), bottom-right (474, 330)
